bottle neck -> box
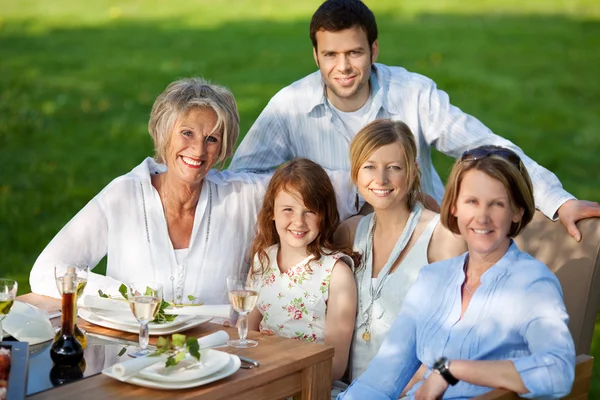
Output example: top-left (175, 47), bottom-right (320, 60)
top-left (60, 292), bottom-right (76, 336)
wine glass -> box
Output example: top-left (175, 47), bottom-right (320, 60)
top-left (54, 263), bottom-right (89, 299)
top-left (54, 263), bottom-right (89, 348)
top-left (227, 273), bottom-right (261, 348)
top-left (0, 279), bottom-right (18, 341)
top-left (127, 281), bottom-right (163, 357)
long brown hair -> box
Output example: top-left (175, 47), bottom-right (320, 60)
top-left (250, 158), bottom-right (360, 276)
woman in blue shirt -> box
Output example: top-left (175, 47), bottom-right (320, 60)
top-left (339, 146), bottom-right (575, 399)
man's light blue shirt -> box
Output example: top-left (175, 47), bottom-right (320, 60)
top-left (338, 242), bottom-right (575, 399)
top-left (230, 64), bottom-right (574, 218)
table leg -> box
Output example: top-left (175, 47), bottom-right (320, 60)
top-left (293, 358), bottom-right (332, 400)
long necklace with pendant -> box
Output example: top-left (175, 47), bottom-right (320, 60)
top-left (361, 216), bottom-right (377, 343)
top-left (359, 207), bottom-right (417, 343)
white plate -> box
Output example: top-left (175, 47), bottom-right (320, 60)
top-left (138, 349), bottom-right (231, 382)
top-left (102, 354), bottom-right (241, 389)
top-left (78, 308), bottom-right (212, 335)
top-left (89, 308), bottom-right (194, 329)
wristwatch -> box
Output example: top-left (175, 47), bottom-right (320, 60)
top-left (433, 357), bottom-right (459, 385)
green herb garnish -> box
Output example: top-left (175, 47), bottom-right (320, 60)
top-left (98, 284), bottom-right (178, 324)
top-left (151, 334), bottom-right (200, 367)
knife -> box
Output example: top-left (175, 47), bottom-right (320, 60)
top-left (238, 355), bottom-right (260, 368)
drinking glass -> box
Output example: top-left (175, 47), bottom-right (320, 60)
top-left (127, 281), bottom-right (163, 356)
top-left (227, 273), bottom-right (261, 348)
top-left (54, 263), bottom-right (89, 299)
top-left (0, 279), bottom-right (18, 341)
top-left (54, 263), bottom-right (89, 348)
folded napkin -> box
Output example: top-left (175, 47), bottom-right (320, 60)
top-left (80, 294), bottom-right (129, 312)
top-left (110, 330), bottom-right (230, 380)
top-left (2, 301), bottom-right (55, 345)
top-left (163, 304), bottom-right (231, 319)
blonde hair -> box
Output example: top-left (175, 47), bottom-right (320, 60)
top-left (440, 146), bottom-right (535, 237)
top-left (349, 119), bottom-right (422, 209)
top-left (148, 77), bottom-right (239, 167)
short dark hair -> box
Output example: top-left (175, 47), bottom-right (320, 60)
top-left (310, 0), bottom-right (378, 50)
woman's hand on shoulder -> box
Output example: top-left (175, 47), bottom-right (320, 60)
top-left (333, 215), bottom-right (363, 249)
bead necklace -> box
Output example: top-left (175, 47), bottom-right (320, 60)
top-left (161, 174), bottom-right (213, 304)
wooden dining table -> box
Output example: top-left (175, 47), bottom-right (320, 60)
top-left (19, 293), bottom-right (334, 400)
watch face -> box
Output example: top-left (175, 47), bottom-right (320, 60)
top-left (433, 357), bottom-right (446, 370)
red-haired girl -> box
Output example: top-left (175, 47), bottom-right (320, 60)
top-left (247, 158), bottom-right (359, 382)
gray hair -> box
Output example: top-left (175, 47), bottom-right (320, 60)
top-left (148, 77), bottom-right (240, 166)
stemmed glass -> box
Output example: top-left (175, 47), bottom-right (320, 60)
top-left (54, 263), bottom-right (89, 348)
top-left (0, 279), bottom-right (18, 342)
top-left (227, 273), bottom-right (261, 348)
top-left (54, 263), bottom-right (89, 299)
top-left (127, 281), bottom-right (163, 357)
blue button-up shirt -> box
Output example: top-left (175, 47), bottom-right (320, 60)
top-left (338, 242), bottom-right (575, 399)
top-left (230, 63), bottom-right (574, 218)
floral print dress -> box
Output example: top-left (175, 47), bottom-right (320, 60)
top-left (254, 245), bottom-right (353, 344)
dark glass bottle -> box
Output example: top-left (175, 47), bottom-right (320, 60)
top-left (50, 272), bottom-right (84, 366)
top-left (54, 322), bottom-right (87, 349)
top-left (49, 364), bottom-right (84, 386)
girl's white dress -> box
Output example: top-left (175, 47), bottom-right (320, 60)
top-left (254, 245), bottom-right (353, 343)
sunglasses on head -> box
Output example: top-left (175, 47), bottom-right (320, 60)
top-left (460, 147), bottom-right (522, 169)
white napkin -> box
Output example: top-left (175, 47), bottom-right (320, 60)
top-left (163, 304), bottom-right (231, 319)
top-left (2, 301), bottom-right (55, 345)
top-left (110, 330), bottom-right (230, 380)
top-left (112, 353), bottom-right (169, 380)
top-left (196, 330), bottom-right (229, 348)
top-left (80, 294), bottom-right (129, 312)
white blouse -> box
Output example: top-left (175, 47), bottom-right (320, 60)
top-left (30, 158), bottom-right (355, 305)
top-left (30, 158), bottom-right (269, 305)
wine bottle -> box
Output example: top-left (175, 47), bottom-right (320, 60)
top-left (50, 272), bottom-right (84, 366)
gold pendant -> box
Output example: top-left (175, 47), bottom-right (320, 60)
top-left (362, 330), bottom-right (371, 342)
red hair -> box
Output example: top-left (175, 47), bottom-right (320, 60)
top-left (250, 158), bottom-right (360, 276)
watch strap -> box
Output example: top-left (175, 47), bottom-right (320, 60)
top-left (434, 357), bottom-right (459, 386)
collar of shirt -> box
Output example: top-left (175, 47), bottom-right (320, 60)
top-left (455, 240), bottom-right (521, 287)
top-left (302, 63), bottom-right (401, 117)
top-left (133, 157), bottom-right (231, 187)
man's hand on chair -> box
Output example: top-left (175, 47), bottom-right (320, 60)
top-left (557, 199), bottom-right (600, 242)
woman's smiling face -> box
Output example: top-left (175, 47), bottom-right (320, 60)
top-left (453, 169), bottom-right (524, 261)
top-left (356, 142), bottom-right (411, 211)
top-left (165, 107), bottom-right (222, 185)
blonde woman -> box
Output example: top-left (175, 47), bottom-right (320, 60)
top-left (334, 119), bottom-right (466, 388)
top-left (30, 78), bottom-right (267, 305)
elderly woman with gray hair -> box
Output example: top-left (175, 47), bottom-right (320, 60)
top-left (30, 78), bottom-right (270, 305)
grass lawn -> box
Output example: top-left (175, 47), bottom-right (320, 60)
top-left (1, 0), bottom-right (599, 393)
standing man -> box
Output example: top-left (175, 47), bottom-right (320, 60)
top-left (230, 0), bottom-right (599, 240)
